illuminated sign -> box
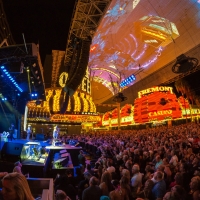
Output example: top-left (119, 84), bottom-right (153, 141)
top-left (59, 72), bottom-right (68, 88)
top-left (134, 86), bottom-right (182, 123)
top-left (81, 77), bottom-right (91, 94)
top-left (102, 121), bottom-right (109, 126)
top-left (149, 110), bottom-right (172, 117)
top-left (79, 67), bottom-right (91, 94)
top-left (50, 114), bottom-right (101, 123)
top-left (121, 116), bottom-right (133, 123)
top-left (138, 86), bottom-right (173, 98)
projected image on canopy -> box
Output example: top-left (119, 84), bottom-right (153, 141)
top-left (89, 0), bottom-right (180, 93)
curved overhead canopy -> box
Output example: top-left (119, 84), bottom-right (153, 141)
top-left (89, 0), bottom-right (200, 98)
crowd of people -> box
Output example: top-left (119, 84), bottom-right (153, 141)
top-left (1, 122), bottom-right (200, 200)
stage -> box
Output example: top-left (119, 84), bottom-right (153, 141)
top-left (0, 137), bottom-right (82, 178)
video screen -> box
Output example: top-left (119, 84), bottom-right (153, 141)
top-left (89, 0), bottom-right (200, 93)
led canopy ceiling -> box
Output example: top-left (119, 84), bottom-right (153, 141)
top-left (88, 0), bottom-right (200, 96)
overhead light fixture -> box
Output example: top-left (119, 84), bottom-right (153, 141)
top-left (0, 65), bottom-right (23, 92)
top-left (120, 74), bottom-right (136, 88)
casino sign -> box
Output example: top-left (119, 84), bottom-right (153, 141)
top-left (134, 86), bottom-right (182, 123)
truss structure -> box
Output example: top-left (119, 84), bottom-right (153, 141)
top-left (64, 0), bottom-right (112, 68)
top-left (0, 0), bottom-right (15, 45)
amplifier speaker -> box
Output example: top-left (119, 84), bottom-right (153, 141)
top-left (64, 38), bottom-right (92, 96)
top-left (1, 142), bottom-right (24, 162)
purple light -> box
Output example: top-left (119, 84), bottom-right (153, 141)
top-left (141, 46), bottom-right (163, 68)
top-left (130, 34), bottom-right (138, 57)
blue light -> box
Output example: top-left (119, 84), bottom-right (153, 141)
top-left (35, 94), bottom-right (37, 96)
top-left (17, 93), bottom-right (20, 96)
top-left (0, 66), bottom-right (23, 92)
top-left (120, 74), bottom-right (136, 88)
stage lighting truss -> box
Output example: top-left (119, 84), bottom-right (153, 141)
top-left (64, 0), bottom-right (112, 71)
top-left (0, 44), bottom-right (46, 100)
top-left (0, 65), bottom-right (23, 92)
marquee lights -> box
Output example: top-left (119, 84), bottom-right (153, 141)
top-left (0, 66), bottom-right (23, 92)
top-left (81, 93), bottom-right (88, 112)
top-left (53, 89), bottom-right (61, 112)
top-left (148, 110), bottom-right (172, 117)
top-left (59, 72), bottom-right (68, 88)
top-left (138, 86), bottom-right (173, 98)
top-left (74, 92), bottom-right (81, 112)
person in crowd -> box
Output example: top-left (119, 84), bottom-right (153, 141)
top-left (78, 150), bottom-right (86, 167)
top-left (163, 185), bottom-right (185, 200)
top-left (9, 123), bottom-right (15, 141)
top-left (155, 155), bottom-right (163, 170)
top-left (26, 125), bottom-right (32, 141)
top-left (55, 190), bottom-right (70, 200)
top-left (107, 160), bottom-right (116, 174)
top-left (1, 172), bottom-right (34, 200)
top-left (137, 179), bottom-right (154, 200)
top-left (121, 169), bottom-right (131, 181)
top-left (84, 164), bottom-right (94, 177)
top-left (179, 162), bottom-right (191, 192)
top-left (151, 171), bottom-right (166, 200)
top-left (13, 161), bottom-right (29, 178)
top-left (169, 150), bottom-right (178, 167)
top-left (55, 176), bottom-right (77, 200)
top-left (109, 180), bottom-right (129, 200)
top-left (188, 176), bottom-right (200, 200)
top-left (0, 172), bottom-right (8, 179)
top-left (13, 161), bottom-right (22, 173)
top-left (130, 164), bottom-right (142, 199)
top-left (169, 172), bottom-right (183, 189)
top-left (82, 176), bottom-right (102, 200)
top-left (99, 171), bottom-right (113, 196)
top-left (53, 125), bottom-right (59, 140)
top-left (120, 176), bottom-right (131, 199)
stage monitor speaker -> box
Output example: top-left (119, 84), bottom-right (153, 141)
top-left (2, 142), bottom-right (24, 156)
top-left (1, 142), bottom-right (24, 162)
top-left (35, 134), bottom-right (44, 141)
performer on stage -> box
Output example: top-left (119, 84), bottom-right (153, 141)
top-left (53, 125), bottom-right (59, 140)
top-left (9, 123), bottom-right (15, 141)
top-left (26, 125), bottom-right (32, 141)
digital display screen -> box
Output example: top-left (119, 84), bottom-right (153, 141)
top-left (88, 0), bottom-right (199, 93)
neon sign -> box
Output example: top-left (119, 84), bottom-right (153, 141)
top-left (138, 86), bottom-right (173, 98)
top-left (149, 110), bottom-right (172, 117)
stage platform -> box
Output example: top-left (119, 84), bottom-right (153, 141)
top-left (0, 138), bottom-right (82, 178)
